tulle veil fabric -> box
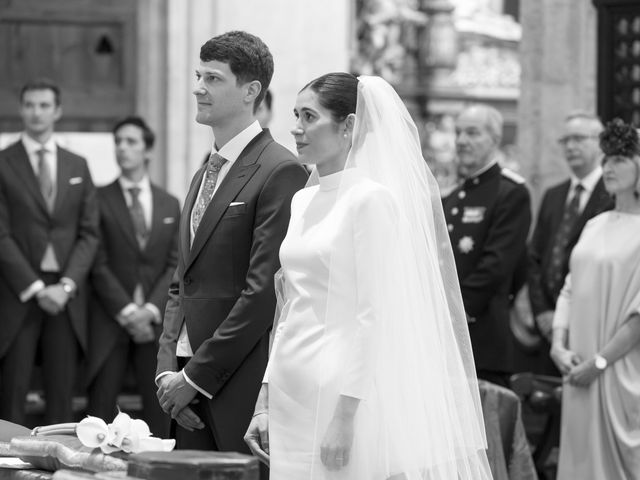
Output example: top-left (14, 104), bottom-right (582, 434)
top-left (274, 75), bottom-right (491, 479)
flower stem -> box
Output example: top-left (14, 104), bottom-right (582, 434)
top-left (31, 423), bottom-right (78, 436)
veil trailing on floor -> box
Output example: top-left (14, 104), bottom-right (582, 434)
top-left (302, 75), bottom-right (492, 479)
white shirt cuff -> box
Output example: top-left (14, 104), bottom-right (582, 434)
top-left (155, 370), bottom-right (174, 386)
top-left (182, 369), bottom-right (213, 399)
top-left (117, 303), bottom-right (138, 326)
top-left (20, 280), bottom-right (45, 303)
top-left (60, 277), bottom-right (77, 295)
top-left (143, 303), bottom-right (162, 324)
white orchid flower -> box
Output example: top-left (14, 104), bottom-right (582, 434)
top-left (76, 416), bottom-right (109, 448)
top-left (137, 437), bottom-right (176, 452)
top-left (107, 411), bottom-right (132, 448)
top-left (74, 412), bottom-right (175, 454)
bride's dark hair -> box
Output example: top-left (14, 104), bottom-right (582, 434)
top-left (300, 73), bottom-right (358, 123)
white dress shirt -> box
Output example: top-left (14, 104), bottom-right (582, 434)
top-left (23, 134), bottom-right (58, 190)
top-left (568, 165), bottom-right (603, 213)
top-left (119, 175), bottom-right (153, 231)
top-left (19, 134), bottom-right (68, 302)
top-left (115, 175), bottom-right (162, 323)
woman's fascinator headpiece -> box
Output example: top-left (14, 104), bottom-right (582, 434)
top-left (600, 117), bottom-right (640, 157)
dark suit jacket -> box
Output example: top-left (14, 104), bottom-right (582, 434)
top-left (156, 129), bottom-right (308, 452)
top-left (528, 177), bottom-right (613, 316)
top-left (443, 164), bottom-right (532, 372)
top-left (0, 140), bottom-right (99, 358)
top-left (87, 179), bottom-right (180, 381)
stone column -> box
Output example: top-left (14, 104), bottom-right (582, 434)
top-left (518, 0), bottom-right (598, 207)
top-left (136, 0), bottom-right (215, 200)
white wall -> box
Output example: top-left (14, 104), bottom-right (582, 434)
top-left (156, 1), bottom-right (352, 199)
top-left (215, 0), bottom-right (352, 152)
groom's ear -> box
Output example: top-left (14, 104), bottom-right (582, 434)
top-left (245, 80), bottom-right (262, 106)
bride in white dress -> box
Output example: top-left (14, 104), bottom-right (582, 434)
top-left (245, 73), bottom-right (492, 479)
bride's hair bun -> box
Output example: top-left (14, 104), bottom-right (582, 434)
top-left (600, 118), bottom-right (640, 157)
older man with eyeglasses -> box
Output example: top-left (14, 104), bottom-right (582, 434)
top-left (527, 111), bottom-right (614, 376)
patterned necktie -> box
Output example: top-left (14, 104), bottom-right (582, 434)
top-left (192, 153), bottom-right (227, 233)
top-left (37, 148), bottom-right (54, 210)
top-left (128, 187), bottom-right (148, 248)
top-left (545, 183), bottom-right (584, 297)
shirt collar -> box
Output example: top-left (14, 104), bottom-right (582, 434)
top-left (465, 157), bottom-right (499, 181)
top-left (119, 175), bottom-right (151, 193)
top-left (570, 165), bottom-right (602, 194)
top-left (212, 121), bottom-right (262, 164)
top-left (21, 133), bottom-right (57, 156)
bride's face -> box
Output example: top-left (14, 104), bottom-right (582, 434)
top-left (292, 88), bottom-right (349, 175)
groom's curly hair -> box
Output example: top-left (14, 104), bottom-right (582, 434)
top-left (200, 31), bottom-right (274, 112)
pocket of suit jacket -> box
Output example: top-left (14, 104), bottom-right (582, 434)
top-left (225, 202), bottom-right (247, 216)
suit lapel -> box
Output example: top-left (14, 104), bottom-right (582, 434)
top-left (569, 177), bottom-right (611, 242)
top-left (186, 131), bottom-right (271, 271)
top-left (104, 181), bottom-right (140, 251)
top-left (549, 181), bottom-right (571, 232)
top-left (5, 142), bottom-right (49, 214)
top-left (180, 166), bottom-right (206, 267)
top-left (52, 147), bottom-right (72, 214)
top-left (187, 160), bottom-right (260, 270)
top-left (147, 184), bottom-right (168, 252)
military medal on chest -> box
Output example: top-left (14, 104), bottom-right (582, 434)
top-left (458, 236), bottom-right (475, 254)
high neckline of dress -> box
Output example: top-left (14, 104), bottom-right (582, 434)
top-left (318, 168), bottom-right (359, 192)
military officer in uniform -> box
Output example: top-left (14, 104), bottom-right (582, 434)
top-left (444, 104), bottom-right (532, 387)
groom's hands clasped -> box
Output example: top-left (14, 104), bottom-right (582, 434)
top-left (157, 372), bottom-right (204, 431)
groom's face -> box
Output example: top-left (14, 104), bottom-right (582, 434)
top-left (193, 60), bottom-right (248, 128)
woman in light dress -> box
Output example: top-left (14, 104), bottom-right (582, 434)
top-left (245, 73), bottom-right (492, 479)
top-left (551, 118), bottom-right (640, 479)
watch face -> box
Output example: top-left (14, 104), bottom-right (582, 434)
top-left (595, 356), bottom-right (607, 370)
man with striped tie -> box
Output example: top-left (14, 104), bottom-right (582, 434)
top-left (87, 116), bottom-right (179, 437)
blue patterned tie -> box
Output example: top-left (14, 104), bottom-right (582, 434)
top-left (192, 153), bottom-right (227, 232)
top-left (546, 183), bottom-right (584, 297)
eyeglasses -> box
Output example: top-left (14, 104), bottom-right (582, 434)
top-left (557, 134), bottom-right (598, 146)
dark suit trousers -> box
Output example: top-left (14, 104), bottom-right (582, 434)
top-left (88, 330), bottom-right (170, 438)
top-left (172, 358), bottom-right (268, 479)
top-left (0, 274), bottom-right (79, 425)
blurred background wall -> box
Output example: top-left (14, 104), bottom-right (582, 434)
top-left (4, 0), bottom-right (638, 209)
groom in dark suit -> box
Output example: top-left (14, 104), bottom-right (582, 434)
top-left (156, 31), bottom-right (307, 462)
top-left (527, 112), bottom-right (613, 375)
top-left (87, 117), bottom-right (179, 436)
top-left (0, 79), bottom-right (99, 424)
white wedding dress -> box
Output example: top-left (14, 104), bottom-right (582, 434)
top-left (265, 169), bottom-right (396, 479)
top-left (264, 76), bottom-right (491, 480)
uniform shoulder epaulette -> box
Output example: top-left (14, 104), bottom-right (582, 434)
top-left (500, 168), bottom-right (525, 184)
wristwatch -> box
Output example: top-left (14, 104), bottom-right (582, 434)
top-left (594, 354), bottom-right (608, 371)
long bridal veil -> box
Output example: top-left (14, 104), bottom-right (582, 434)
top-left (307, 75), bottom-right (492, 479)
